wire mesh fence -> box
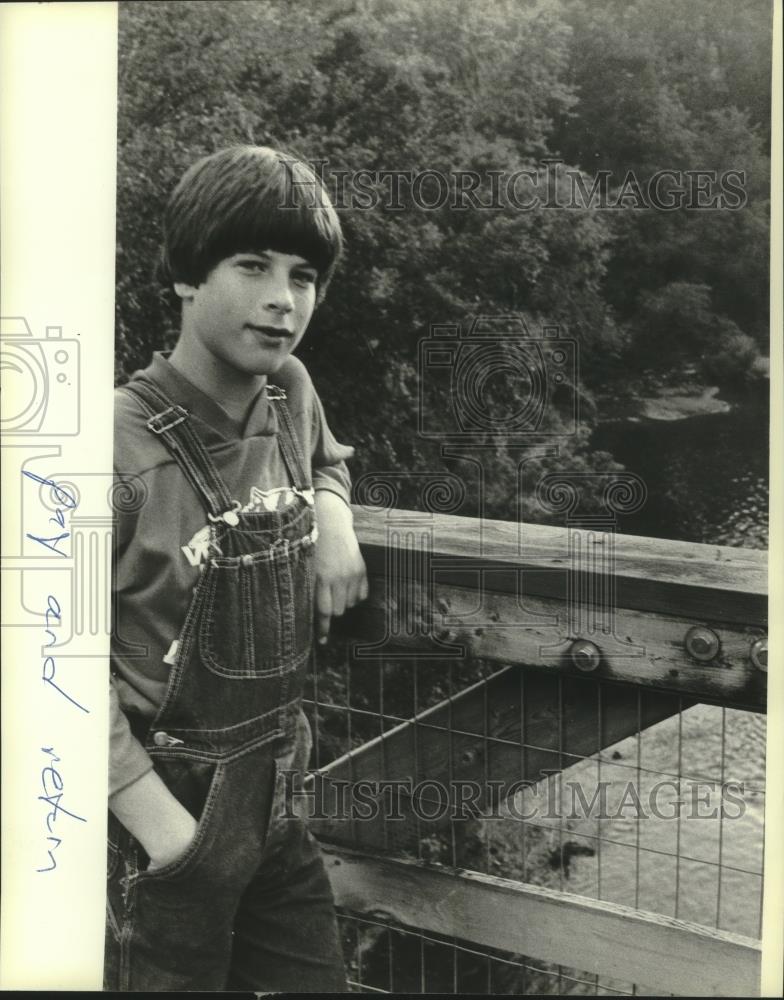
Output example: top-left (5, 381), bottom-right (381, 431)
top-left (302, 637), bottom-right (765, 993)
top-left (337, 911), bottom-right (657, 996)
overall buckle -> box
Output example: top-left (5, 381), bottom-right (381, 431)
top-left (147, 405), bottom-right (188, 434)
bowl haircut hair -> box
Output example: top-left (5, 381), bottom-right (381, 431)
top-left (158, 145), bottom-right (343, 305)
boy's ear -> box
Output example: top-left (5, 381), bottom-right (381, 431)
top-left (173, 281), bottom-right (198, 301)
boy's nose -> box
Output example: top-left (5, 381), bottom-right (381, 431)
top-left (260, 277), bottom-right (294, 314)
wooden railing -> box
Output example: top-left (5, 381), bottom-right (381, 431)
top-left (308, 507), bottom-right (768, 996)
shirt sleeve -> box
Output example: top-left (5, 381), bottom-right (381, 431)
top-left (309, 381), bottom-right (355, 507)
top-left (109, 423), bottom-right (155, 797)
top-left (109, 677), bottom-right (154, 796)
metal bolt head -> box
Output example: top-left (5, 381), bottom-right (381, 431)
top-left (570, 639), bottom-right (601, 672)
top-left (750, 637), bottom-right (767, 672)
top-left (684, 626), bottom-right (720, 662)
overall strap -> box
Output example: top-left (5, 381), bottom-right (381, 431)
top-left (119, 377), bottom-right (238, 523)
top-left (266, 386), bottom-right (312, 493)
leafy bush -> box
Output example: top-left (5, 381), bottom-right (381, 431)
top-left (699, 326), bottom-right (762, 387)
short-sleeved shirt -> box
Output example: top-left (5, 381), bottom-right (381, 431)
top-left (110, 351), bottom-right (354, 796)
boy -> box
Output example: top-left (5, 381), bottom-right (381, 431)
top-left (107, 145), bottom-right (367, 991)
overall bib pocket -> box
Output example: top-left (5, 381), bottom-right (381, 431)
top-left (199, 539), bottom-right (315, 677)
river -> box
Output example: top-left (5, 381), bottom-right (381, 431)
top-left (590, 390), bottom-right (769, 551)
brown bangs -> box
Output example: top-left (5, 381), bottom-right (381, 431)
top-left (160, 146), bottom-right (343, 297)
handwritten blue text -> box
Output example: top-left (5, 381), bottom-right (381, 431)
top-left (37, 746), bottom-right (87, 873)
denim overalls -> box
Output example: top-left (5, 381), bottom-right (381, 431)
top-left (105, 376), bottom-right (347, 992)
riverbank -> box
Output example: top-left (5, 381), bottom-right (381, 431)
top-left (594, 362), bottom-right (769, 425)
top-left (637, 384), bottom-right (729, 420)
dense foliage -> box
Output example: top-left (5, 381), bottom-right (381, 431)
top-left (116, 0), bottom-right (771, 524)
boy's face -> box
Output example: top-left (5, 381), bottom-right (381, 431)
top-left (175, 250), bottom-right (318, 377)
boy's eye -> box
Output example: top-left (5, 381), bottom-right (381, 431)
top-left (237, 258), bottom-right (267, 273)
top-left (292, 270), bottom-right (318, 287)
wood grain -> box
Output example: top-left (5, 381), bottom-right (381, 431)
top-left (323, 843), bottom-right (761, 997)
top-left (341, 578), bottom-right (766, 708)
top-left (349, 506), bottom-right (768, 626)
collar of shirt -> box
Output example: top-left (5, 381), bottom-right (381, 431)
top-left (137, 351), bottom-right (277, 442)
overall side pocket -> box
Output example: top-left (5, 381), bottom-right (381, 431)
top-left (133, 758), bottom-right (224, 884)
top-left (107, 810), bottom-right (121, 881)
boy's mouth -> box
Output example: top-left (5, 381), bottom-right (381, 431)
top-left (246, 324), bottom-right (293, 341)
